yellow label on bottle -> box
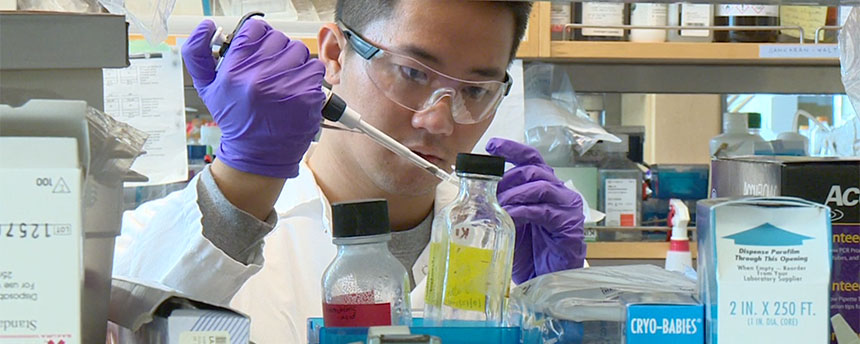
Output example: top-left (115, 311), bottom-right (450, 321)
top-left (442, 242), bottom-right (494, 312)
top-left (424, 241), bottom-right (445, 307)
top-left (780, 6), bottom-right (829, 40)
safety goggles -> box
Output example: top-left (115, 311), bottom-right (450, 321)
top-left (341, 25), bottom-right (512, 125)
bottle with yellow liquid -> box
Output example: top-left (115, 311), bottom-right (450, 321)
top-left (423, 153), bottom-right (515, 326)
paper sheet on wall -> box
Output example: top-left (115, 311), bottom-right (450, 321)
top-left (474, 59), bottom-right (525, 154)
top-left (103, 41), bottom-right (187, 186)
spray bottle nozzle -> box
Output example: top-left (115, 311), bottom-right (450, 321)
top-left (665, 199), bottom-right (693, 273)
top-left (669, 199), bottom-right (690, 242)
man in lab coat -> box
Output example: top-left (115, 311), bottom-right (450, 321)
top-left (114, 1), bottom-right (586, 342)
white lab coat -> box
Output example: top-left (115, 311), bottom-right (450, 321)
top-left (114, 147), bottom-right (455, 344)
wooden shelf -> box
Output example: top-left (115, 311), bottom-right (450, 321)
top-left (586, 242), bottom-right (698, 260)
top-left (298, 37), bottom-right (318, 56)
top-left (293, 37), bottom-right (541, 59)
top-left (547, 41), bottom-right (839, 65)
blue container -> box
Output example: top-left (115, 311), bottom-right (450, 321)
top-left (652, 164), bottom-right (709, 200)
top-left (307, 318), bottom-right (522, 344)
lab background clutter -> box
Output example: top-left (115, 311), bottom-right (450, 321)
top-left (1, 0), bottom-right (860, 344)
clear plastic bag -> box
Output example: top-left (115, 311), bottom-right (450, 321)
top-left (836, 7), bottom-right (860, 156)
top-left (524, 63), bottom-right (619, 166)
top-left (16, 0), bottom-right (101, 12)
top-left (507, 265), bottom-right (697, 344)
top-left (99, 0), bottom-right (176, 46)
top-left (85, 106), bottom-right (148, 182)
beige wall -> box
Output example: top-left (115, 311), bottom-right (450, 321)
top-left (623, 94), bottom-right (722, 165)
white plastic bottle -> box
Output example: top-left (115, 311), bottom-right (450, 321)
top-left (746, 112), bottom-right (766, 140)
top-left (709, 112), bottom-right (765, 157)
top-left (630, 3), bottom-right (668, 42)
top-left (665, 199), bottom-right (692, 274)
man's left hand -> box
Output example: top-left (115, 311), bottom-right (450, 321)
top-left (486, 138), bottom-right (587, 284)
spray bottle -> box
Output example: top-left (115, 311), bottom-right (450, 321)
top-left (665, 199), bottom-right (692, 273)
top-left (831, 314), bottom-right (860, 344)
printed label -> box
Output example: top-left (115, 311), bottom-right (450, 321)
top-left (717, 4), bottom-right (779, 17)
top-left (551, 4), bottom-right (572, 33)
top-left (681, 4), bottom-right (711, 37)
top-left (179, 331), bottom-right (230, 344)
top-left (631, 4), bottom-right (668, 26)
top-left (626, 304), bottom-right (704, 344)
top-left (442, 242), bottom-right (493, 312)
top-left (605, 178), bottom-right (638, 227)
top-left (323, 300), bottom-right (392, 327)
top-left (582, 3), bottom-right (625, 37)
top-left (0, 167), bottom-right (82, 344)
top-left (759, 44), bottom-right (839, 59)
top-left (585, 227), bottom-right (599, 242)
top-left (714, 205), bottom-right (830, 342)
top-left (830, 224), bottom-right (859, 344)
top-left (424, 242), bottom-right (445, 307)
top-left (780, 6), bottom-right (829, 40)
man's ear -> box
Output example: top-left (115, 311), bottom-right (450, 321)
top-left (318, 23), bottom-right (348, 86)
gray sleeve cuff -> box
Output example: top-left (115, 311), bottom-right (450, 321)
top-left (196, 166), bottom-right (277, 264)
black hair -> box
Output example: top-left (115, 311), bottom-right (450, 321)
top-left (334, 0), bottom-right (532, 61)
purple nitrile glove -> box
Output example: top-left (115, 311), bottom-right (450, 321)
top-left (486, 138), bottom-right (587, 284)
top-left (181, 19), bottom-right (325, 178)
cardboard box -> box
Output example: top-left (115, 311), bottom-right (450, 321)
top-left (110, 277), bottom-right (250, 344)
top-left (697, 197), bottom-right (832, 343)
top-left (0, 12), bottom-right (128, 110)
top-left (0, 137), bottom-right (83, 344)
top-left (711, 157), bottom-right (860, 344)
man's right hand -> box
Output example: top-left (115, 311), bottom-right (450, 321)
top-left (182, 19), bottom-right (326, 179)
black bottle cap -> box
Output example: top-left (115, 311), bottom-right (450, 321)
top-left (455, 153), bottom-right (506, 177)
top-left (331, 199), bottom-right (390, 238)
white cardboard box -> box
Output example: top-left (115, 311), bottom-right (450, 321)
top-left (0, 137), bottom-right (83, 344)
top-left (110, 277), bottom-right (250, 344)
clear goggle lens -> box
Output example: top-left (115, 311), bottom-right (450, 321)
top-left (353, 39), bottom-right (510, 124)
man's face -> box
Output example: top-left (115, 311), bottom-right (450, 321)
top-left (324, 0), bottom-right (515, 196)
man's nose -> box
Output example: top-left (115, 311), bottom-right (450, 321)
top-left (411, 95), bottom-right (456, 136)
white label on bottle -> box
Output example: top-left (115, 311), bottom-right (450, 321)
top-left (604, 179), bottom-right (637, 227)
top-left (582, 3), bottom-right (625, 37)
top-left (630, 3), bottom-right (668, 42)
top-left (631, 3), bottom-right (668, 26)
top-left (681, 4), bottom-right (712, 37)
top-left (551, 4), bottom-right (572, 33)
top-left (717, 4), bottom-right (779, 17)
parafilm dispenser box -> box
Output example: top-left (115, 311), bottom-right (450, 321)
top-left (697, 197), bottom-right (832, 344)
top-left (0, 137), bottom-right (83, 344)
top-left (711, 157), bottom-right (860, 343)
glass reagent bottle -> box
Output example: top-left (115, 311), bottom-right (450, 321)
top-left (321, 199), bottom-right (411, 327)
top-left (424, 153), bottom-right (515, 326)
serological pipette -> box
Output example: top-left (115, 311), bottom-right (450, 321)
top-left (320, 88), bottom-right (459, 185)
